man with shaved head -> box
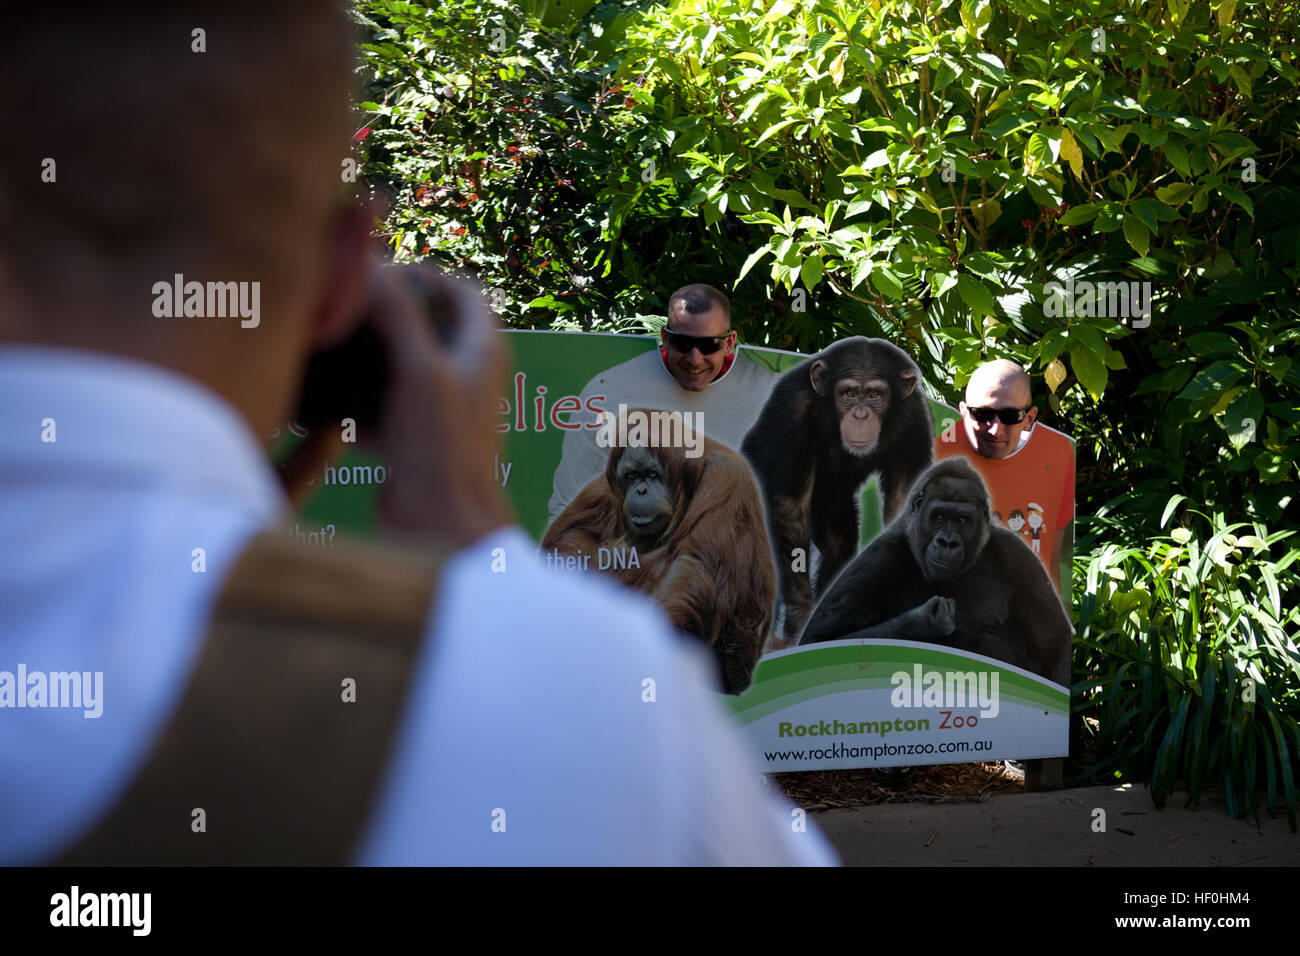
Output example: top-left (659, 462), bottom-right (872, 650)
top-left (0, 3), bottom-right (833, 866)
top-left (960, 360), bottom-right (1038, 460)
top-left (936, 359), bottom-right (1075, 595)
top-left (934, 359), bottom-right (1075, 791)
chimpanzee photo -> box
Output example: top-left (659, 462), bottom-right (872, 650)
top-left (741, 337), bottom-right (934, 643)
top-left (798, 458), bottom-right (1072, 687)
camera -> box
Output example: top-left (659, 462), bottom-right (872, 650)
top-left (294, 268), bottom-right (460, 430)
top-left (294, 319), bottom-right (387, 430)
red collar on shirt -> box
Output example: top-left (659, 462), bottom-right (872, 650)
top-left (659, 348), bottom-right (736, 383)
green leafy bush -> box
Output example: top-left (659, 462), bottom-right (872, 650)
top-left (1075, 498), bottom-right (1300, 826)
top-left (352, 0), bottom-right (649, 328)
top-left (607, 0), bottom-right (1298, 490)
top-left (350, 0), bottom-right (1300, 814)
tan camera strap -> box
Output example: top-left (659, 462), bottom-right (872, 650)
top-left (51, 527), bottom-right (448, 866)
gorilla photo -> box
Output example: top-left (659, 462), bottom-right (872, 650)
top-left (799, 458), bottom-right (1071, 687)
top-left (741, 337), bottom-right (934, 643)
top-left (541, 410), bottom-right (776, 694)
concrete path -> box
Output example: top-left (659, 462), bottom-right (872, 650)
top-left (813, 783), bottom-right (1300, 866)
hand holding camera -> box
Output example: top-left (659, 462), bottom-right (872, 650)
top-left (285, 260), bottom-right (510, 547)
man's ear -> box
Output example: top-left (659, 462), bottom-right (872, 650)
top-left (307, 202), bottom-right (377, 351)
top-left (1025, 405), bottom-right (1038, 428)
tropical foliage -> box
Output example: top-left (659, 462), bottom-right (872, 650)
top-left (352, 0), bottom-right (1300, 824)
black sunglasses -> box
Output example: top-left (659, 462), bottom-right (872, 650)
top-left (968, 405), bottom-right (1034, 425)
top-left (663, 329), bottom-right (732, 355)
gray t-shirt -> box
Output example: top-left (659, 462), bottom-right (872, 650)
top-left (547, 345), bottom-right (781, 523)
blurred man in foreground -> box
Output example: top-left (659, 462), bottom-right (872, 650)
top-left (0, 2), bottom-right (834, 866)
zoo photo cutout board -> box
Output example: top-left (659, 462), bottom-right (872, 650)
top-left (288, 329), bottom-right (1075, 772)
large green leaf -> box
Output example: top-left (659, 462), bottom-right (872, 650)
top-left (800, 253), bottom-right (824, 290)
top-left (870, 265), bottom-right (904, 300)
top-left (956, 274), bottom-right (996, 316)
top-left (1177, 361), bottom-right (1248, 402)
top-left (737, 243), bottom-right (772, 281)
top-left (1122, 214), bottom-right (1151, 257)
top-left (1070, 344), bottom-right (1108, 399)
top-left (1223, 389), bottom-right (1264, 452)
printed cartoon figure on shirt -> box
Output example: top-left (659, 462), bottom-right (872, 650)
top-left (991, 510), bottom-right (1003, 528)
top-left (1026, 502), bottom-right (1044, 555)
top-left (1007, 508), bottom-right (1027, 541)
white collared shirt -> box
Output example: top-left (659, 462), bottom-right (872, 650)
top-left (0, 346), bottom-right (835, 865)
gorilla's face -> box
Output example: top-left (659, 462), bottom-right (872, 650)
top-left (909, 473), bottom-right (991, 584)
top-left (617, 446), bottom-right (675, 545)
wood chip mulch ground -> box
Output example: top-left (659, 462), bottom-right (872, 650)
top-left (774, 761), bottom-right (1027, 810)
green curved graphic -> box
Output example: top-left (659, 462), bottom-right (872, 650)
top-left (727, 642), bottom-right (1068, 725)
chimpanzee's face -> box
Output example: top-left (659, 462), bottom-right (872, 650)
top-left (810, 353), bottom-right (917, 457)
top-left (831, 376), bottom-right (891, 455)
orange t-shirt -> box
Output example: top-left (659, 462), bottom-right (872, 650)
top-left (934, 418), bottom-right (1075, 593)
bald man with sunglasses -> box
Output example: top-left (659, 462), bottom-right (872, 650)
top-left (936, 360), bottom-right (1075, 596)
top-left (547, 284), bottom-right (780, 523)
top-left (931, 361), bottom-right (1075, 792)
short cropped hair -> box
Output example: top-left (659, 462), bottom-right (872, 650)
top-left (0, 3), bottom-right (354, 323)
top-left (667, 284), bottom-right (731, 324)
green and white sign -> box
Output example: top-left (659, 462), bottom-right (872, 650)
top-left (733, 643), bottom-right (1068, 772)
top-left (287, 329), bottom-right (1073, 770)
